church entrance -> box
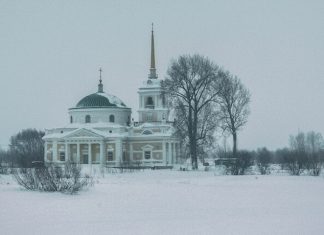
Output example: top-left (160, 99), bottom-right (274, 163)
top-left (82, 154), bottom-right (89, 164)
top-left (80, 144), bottom-right (89, 164)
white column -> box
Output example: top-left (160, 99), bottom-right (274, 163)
top-left (44, 141), bottom-right (48, 163)
top-left (168, 142), bottom-right (172, 165)
top-left (88, 143), bottom-right (92, 166)
top-left (130, 143), bottom-right (133, 162)
top-left (53, 141), bottom-right (58, 163)
top-left (77, 143), bottom-right (80, 164)
top-left (172, 142), bottom-right (176, 164)
top-left (88, 143), bottom-right (92, 175)
top-left (141, 96), bottom-right (145, 108)
top-left (100, 141), bottom-right (105, 165)
top-left (176, 143), bottom-right (179, 163)
top-left (116, 140), bottom-right (122, 166)
top-left (162, 141), bottom-right (167, 165)
top-left (65, 142), bottom-right (69, 162)
top-left (154, 95), bottom-right (158, 108)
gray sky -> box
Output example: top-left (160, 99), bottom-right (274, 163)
top-left (1, 0), bottom-right (324, 150)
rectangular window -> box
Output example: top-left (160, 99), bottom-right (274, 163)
top-left (107, 151), bottom-right (113, 161)
top-left (144, 151), bottom-right (151, 160)
top-left (59, 152), bottom-right (65, 161)
top-left (146, 113), bottom-right (153, 122)
top-left (122, 151), bottom-right (127, 161)
top-left (82, 154), bottom-right (89, 164)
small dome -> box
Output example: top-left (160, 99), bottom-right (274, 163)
top-left (75, 92), bottom-right (127, 109)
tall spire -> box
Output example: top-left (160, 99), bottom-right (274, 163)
top-left (149, 23), bottom-right (157, 79)
top-left (151, 23), bottom-right (155, 69)
top-left (98, 67), bottom-right (104, 92)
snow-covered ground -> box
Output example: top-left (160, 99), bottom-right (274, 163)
top-left (1, 170), bottom-right (324, 235)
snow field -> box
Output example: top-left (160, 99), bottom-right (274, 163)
top-left (1, 170), bottom-right (324, 235)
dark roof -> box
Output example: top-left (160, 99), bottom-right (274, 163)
top-left (74, 92), bottom-right (127, 109)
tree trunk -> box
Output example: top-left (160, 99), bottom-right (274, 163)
top-left (191, 142), bottom-right (198, 170)
top-left (232, 131), bottom-right (237, 158)
top-left (188, 103), bottom-right (198, 170)
top-left (189, 129), bottom-right (198, 170)
top-left (191, 107), bottom-right (198, 170)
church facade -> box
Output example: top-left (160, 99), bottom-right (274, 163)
top-left (43, 28), bottom-right (180, 167)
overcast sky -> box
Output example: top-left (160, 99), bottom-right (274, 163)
top-left (0, 0), bottom-right (323, 150)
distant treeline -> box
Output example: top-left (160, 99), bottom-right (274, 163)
top-left (215, 131), bottom-right (324, 176)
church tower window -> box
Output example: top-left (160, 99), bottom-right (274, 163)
top-left (145, 96), bottom-right (154, 109)
top-left (70, 116), bottom-right (73, 123)
top-left (109, 114), bottom-right (115, 123)
top-left (85, 115), bottom-right (91, 123)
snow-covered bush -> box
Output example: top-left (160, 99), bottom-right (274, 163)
top-left (256, 147), bottom-right (272, 175)
top-left (12, 163), bottom-right (93, 194)
top-left (279, 150), bottom-right (305, 176)
top-left (306, 153), bottom-right (323, 176)
top-left (225, 150), bottom-right (254, 175)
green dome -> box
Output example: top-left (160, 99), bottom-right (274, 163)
top-left (75, 92), bottom-right (127, 109)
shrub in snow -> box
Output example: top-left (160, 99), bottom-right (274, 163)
top-left (256, 147), bottom-right (272, 175)
top-left (12, 163), bottom-right (93, 194)
top-left (225, 150), bottom-right (254, 175)
top-left (283, 131), bottom-right (324, 176)
top-left (305, 152), bottom-right (323, 176)
top-left (281, 150), bottom-right (306, 176)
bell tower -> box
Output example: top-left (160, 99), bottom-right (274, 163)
top-left (138, 24), bottom-right (169, 123)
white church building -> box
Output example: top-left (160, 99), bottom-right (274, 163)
top-left (43, 28), bottom-right (180, 167)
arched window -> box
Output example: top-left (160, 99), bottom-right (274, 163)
top-left (85, 115), bottom-right (91, 123)
top-left (70, 116), bottom-right (73, 123)
top-left (145, 96), bottom-right (154, 109)
top-left (109, 114), bottom-right (115, 123)
top-left (142, 130), bottom-right (153, 135)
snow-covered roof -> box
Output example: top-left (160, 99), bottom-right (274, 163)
top-left (71, 91), bottom-right (128, 109)
top-left (96, 92), bottom-right (127, 108)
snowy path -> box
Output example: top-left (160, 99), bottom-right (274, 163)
top-left (1, 171), bottom-right (324, 235)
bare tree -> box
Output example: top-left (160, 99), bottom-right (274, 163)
top-left (290, 132), bottom-right (306, 154)
top-left (286, 131), bottom-right (324, 175)
top-left (218, 71), bottom-right (250, 158)
top-left (306, 131), bottom-right (323, 153)
top-left (305, 131), bottom-right (323, 176)
top-left (164, 55), bottom-right (221, 169)
top-left (9, 129), bottom-right (45, 167)
top-left (0, 148), bottom-right (4, 173)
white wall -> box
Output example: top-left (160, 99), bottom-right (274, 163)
top-left (69, 108), bottom-right (131, 125)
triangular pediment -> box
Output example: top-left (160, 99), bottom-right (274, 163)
top-left (141, 144), bottom-right (154, 150)
top-left (65, 128), bottom-right (104, 139)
